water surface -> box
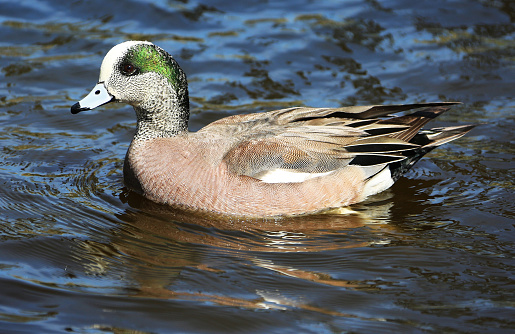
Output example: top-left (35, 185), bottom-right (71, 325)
top-left (0, 0), bottom-right (514, 333)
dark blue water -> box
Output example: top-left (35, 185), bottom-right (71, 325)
top-left (0, 0), bottom-right (514, 333)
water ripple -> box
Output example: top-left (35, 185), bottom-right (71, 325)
top-left (0, 0), bottom-right (513, 332)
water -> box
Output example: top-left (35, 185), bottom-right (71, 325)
top-left (1, 0), bottom-right (514, 333)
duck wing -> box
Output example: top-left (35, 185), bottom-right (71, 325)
top-left (200, 102), bottom-right (472, 183)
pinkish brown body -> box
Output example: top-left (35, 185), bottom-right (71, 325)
top-left (125, 135), bottom-right (365, 217)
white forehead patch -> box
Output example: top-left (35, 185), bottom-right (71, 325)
top-left (98, 40), bottom-right (153, 82)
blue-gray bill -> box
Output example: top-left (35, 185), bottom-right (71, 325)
top-left (71, 82), bottom-right (113, 114)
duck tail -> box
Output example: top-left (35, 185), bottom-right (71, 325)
top-left (388, 124), bottom-right (476, 182)
top-left (359, 121), bottom-right (476, 198)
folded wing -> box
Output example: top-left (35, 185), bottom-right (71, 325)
top-left (200, 103), bottom-right (474, 186)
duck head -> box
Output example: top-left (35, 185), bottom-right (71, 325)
top-left (72, 41), bottom-right (190, 136)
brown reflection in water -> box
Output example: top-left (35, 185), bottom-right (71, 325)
top-left (118, 189), bottom-right (396, 251)
top-left (72, 176), bottom-right (454, 316)
top-left (131, 284), bottom-right (374, 320)
top-left (70, 190), bottom-right (403, 315)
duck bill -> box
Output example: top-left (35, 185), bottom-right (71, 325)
top-left (71, 82), bottom-right (114, 114)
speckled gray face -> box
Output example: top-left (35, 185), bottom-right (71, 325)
top-left (71, 41), bottom-right (188, 113)
top-left (71, 41), bottom-right (146, 114)
top-left (72, 41), bottom-right (190, 137)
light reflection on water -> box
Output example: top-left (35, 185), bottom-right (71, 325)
top-left (0, 0), bottom-right (514, 333)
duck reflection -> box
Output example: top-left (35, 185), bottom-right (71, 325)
top-left (72, 182), bottom-right (436, 313)
top-left (118, 188), bottom-right (396, 250)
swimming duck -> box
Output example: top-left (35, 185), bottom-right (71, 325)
top-left (71, 41), bottom-right (474, 217)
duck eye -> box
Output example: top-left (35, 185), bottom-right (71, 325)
top-left (121, 63), bottom-right (137, 75)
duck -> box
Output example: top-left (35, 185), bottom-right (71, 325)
top-left (71, 41), bottom-right (475, 217)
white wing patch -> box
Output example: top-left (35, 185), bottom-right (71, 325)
top-left (256, 169), bottom-right (335, 183)
top-left (362, 166), bottom-right (394, 198)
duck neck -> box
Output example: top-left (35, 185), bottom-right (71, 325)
top-left (132, 90), bottom-right (190, 141)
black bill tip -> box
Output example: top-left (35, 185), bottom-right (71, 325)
top-left (71, 102), bottom-right (90, 114)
